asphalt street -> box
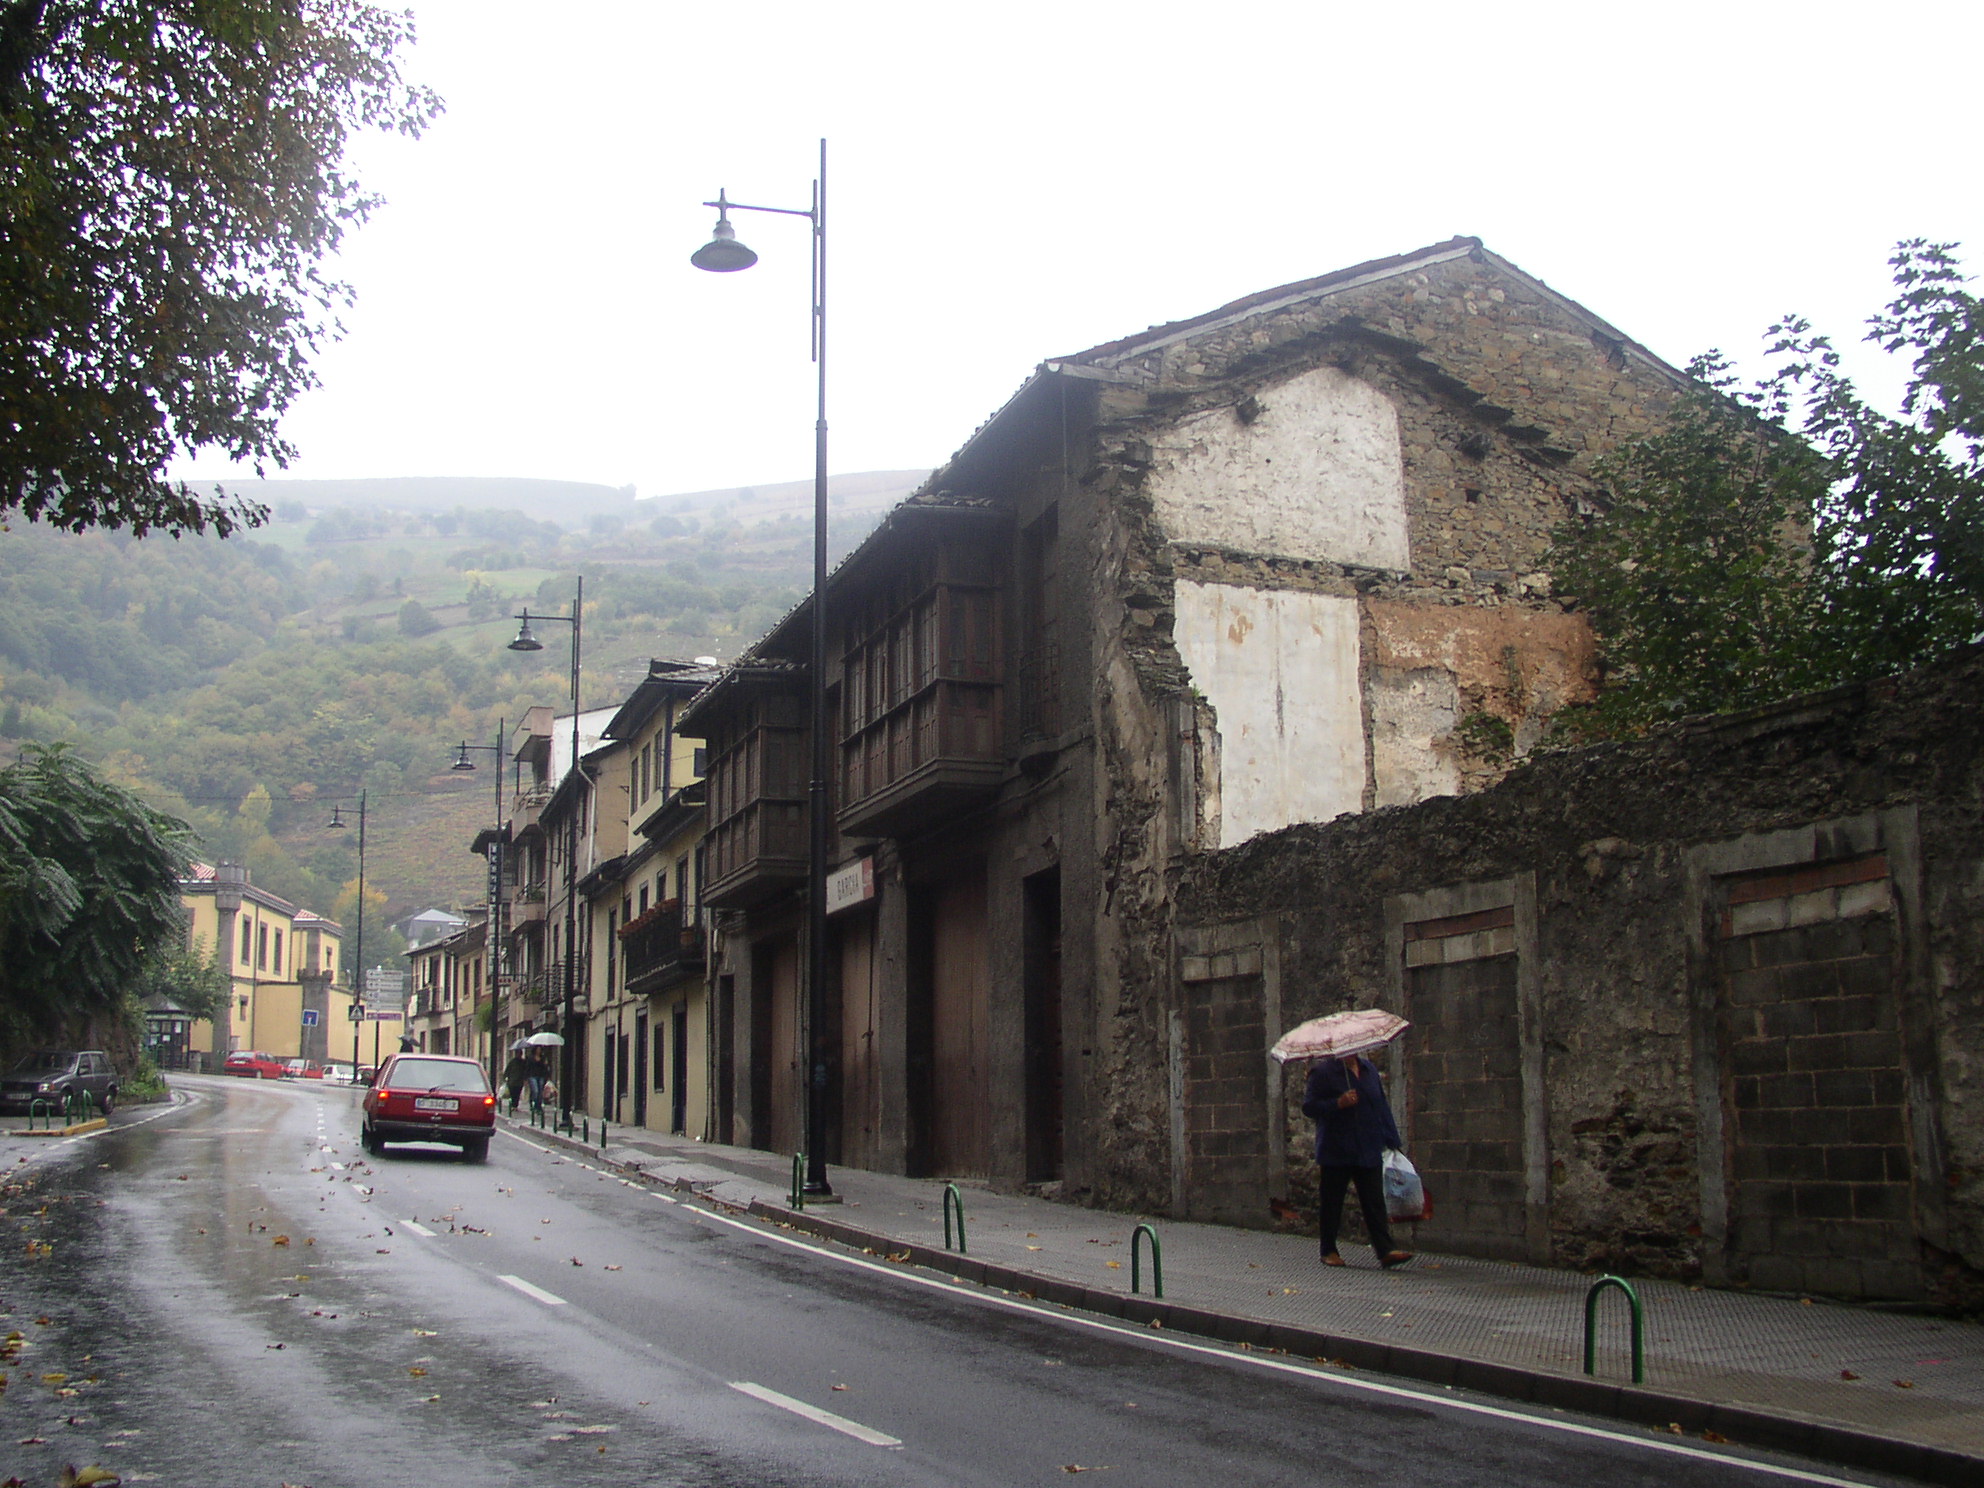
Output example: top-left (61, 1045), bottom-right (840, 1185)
top-left (0, 1077), bottom-right (1924, 1487)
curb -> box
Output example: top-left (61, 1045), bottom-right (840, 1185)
top-left (516, 1122), bottom-right (1982, 1488)
top-left (12, 1117), bottom-right (108, 1138)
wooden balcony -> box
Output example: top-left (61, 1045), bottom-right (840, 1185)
top-left (620, 900), bottom-right (705, 996)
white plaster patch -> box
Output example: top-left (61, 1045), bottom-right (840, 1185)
top-left (1173, 581), bottom-right (1363, 847)
top-left (1368, 667), bottom-right (1460, 809)
top-left (1146, 365), bottom-right (1408, 570)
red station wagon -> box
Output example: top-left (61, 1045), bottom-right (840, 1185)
top-left (360, 1054), bottom-right (496, 1162)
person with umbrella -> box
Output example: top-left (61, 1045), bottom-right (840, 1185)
top-left (1278, 1009), bottom-right (1415, 1271)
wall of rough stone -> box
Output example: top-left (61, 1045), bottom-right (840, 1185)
top-left (1164, 647), bottom-right (1984, 1307)
top-left (1075, 245), bottom-right (1694, 1219)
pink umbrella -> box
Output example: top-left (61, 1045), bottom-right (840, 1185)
top-left (1270, 1008), bottom-right (1410, 1064)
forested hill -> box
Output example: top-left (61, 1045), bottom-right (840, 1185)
top-left (0, 470), bottom-right (926, 950)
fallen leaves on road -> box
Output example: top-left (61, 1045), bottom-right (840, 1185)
top-left (831, 1384), bottom-right (847, 1392)
top-left (408, 1367), bottom-right (427, 1378)
top-left (1841, 1370), bottom-right (1861, 1380)
top-left (569, 1257), bottom-right (583, 1267)
top-left (1894, 1379), bottom-right (1916, 1389)
top-left (266, 1343), bottom-right (285, 1351)
top-left (1702, 1430), bottom-right (1730, 1444)
top-left (412, 1328), bottom-right (438, 1338)
top-left (1104, 1261), bottom-right (1121, 1269)
top-left (272, 1235), bottom-right (291, 1247)
top-left (56, 1466), bottom-right (119, 1487)
top-left (1060, 1465), bottom-right (1112, 1473)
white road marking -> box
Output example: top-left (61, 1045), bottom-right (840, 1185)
top-left (496, 1274), bottom-right (567, 1306)
top-left (402, 1220), bottom-right (435, 1237)
top-left (728, 1381), bottom-right (902, 1448)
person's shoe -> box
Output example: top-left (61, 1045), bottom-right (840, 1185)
top-left (1380, 1250), bottom-right (1414, 1269)
top-left (1321, 1252), bottom-right (1347, 1267)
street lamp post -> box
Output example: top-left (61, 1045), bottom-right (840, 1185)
top-left (451, 720), bottom-right (507, 1098)
top-left (691, 139), bottom-right (834, 1197)
top-left (325, 791), bottom-right (366, 1078)
top-left (509, 580), bottom-right (582, 1132)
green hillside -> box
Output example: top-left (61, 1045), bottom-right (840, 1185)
top-left (0, 478), bottom-right (910, 936)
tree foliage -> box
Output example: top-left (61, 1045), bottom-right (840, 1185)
top-left (1551, 242), bottom-right (1984, 734)
top-left (0, 744), bottom-right (190, 1045)
top-left (134, 934), bottom-right (230, 1024)
top-left (0, 0), bottom-right (441, 536)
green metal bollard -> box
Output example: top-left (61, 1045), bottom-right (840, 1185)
top-left (581, 1116), bottom-right (590, 1144)
top-left (942, 1184), bottom-right (967, 1253)
top-left (790, 1152), bottom-right (806, 1211)
top-left (1131, 1223), bottom-right (1163, 1297)
top-left (600, 1120), bottom-right (608, 1150)
top-left (1584, 1275), bottom-right (1645, 1384)
top-left (28, 1098), bottom-right (52, 1132)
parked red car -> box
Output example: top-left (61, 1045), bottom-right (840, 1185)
top-left (224, 1051), bottom-right (286, 1079)
top-left (360, 1054), bottom-right (496, 1162)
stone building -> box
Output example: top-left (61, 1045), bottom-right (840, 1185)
top-left (685, 237), bottom-right (1691, 1196)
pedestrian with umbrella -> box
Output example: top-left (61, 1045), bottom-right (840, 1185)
top-left (1275, 1009), bottom-right (1415, 1271)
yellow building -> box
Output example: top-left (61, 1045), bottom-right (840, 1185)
top-left (175, 862), bottom-right (354, 1070)
top-left (584, 660), bottom-right (718, 1136)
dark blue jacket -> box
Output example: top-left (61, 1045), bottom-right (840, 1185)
top-left (1302, 1056), bottom-right (1402, 1168)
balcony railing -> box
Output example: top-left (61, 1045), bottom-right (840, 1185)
top-left (620, 900), bottom-right (704, 995)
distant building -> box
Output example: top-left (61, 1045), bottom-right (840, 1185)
top-left (172, 862), bottom-right (352, 1069)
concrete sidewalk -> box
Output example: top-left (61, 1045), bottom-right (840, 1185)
top-left (507, 1114), bottom-right (1982, 1487)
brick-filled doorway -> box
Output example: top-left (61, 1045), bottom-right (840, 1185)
top-left (1717, 853), bottom-right (1918, 1299)
top-left (1404, 905), bottom-right (1526, 1261)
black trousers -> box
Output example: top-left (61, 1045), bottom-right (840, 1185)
top-left (1318, 1162), bottom-right (1395, 1257)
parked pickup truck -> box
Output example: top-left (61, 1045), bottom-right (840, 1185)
top-left (0, 1050), bottom-right (118, 1115)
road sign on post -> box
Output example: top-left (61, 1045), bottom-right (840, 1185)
top-left (301, 1009), bottom-right (320, 1027)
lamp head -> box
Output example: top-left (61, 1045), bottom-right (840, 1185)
top-left (326, 805), bottom-right (346, 830)
top-left (508, 613), bottom-right (544, 652)
top-left (452, 742), bottom-right (477, 772)
top-left (691, 209), bottom-right (758, 273)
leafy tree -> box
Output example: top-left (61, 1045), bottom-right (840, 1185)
top-left (397, 598), bottom-right (440, 637)
top-left (135, 936), bottom-right (230, 1024)
top-left (0, 744), bottom-right (189, 1046)
top-left (0, 1), bottom-right (441, 537)
top-left (1551, 242), bottom-right (1984, 734)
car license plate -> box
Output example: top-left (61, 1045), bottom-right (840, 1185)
top-left (414, 1097), bottom-right (457, 1112)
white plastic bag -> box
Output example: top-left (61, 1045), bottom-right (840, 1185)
top-left (1382, 1147), bottom-right (1429, 1222)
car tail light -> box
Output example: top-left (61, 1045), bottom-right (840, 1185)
top-left (482, 1095), bottom-right (496, 1108)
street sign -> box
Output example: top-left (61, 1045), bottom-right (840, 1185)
top-left (363, 1009), bottom-right (403, 1022)
top-left (301, 1010), bottom-right (320, 1026)
top-left (365, 968), bottom-right (406, 996)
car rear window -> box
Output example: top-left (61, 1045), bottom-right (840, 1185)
top-left (381, 1058), bottom-right (490, 1094)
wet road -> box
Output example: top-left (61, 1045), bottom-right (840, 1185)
top-left (0, 1077), bottom-right (1904, 1487)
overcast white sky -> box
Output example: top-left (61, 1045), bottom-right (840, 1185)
top-left (174, 0), bottom-right (1984, 500)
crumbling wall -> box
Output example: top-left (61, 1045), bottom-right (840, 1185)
top-left (1075, 248), bottom-right (1690, 1216)
top-left (1167, 648), bottom-right (1984, 1307)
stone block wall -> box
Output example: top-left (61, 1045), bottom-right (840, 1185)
top-left (1163, 647), bottom-right (1984, 1307)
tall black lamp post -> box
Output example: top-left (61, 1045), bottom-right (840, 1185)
top-left (691, 139), bottom-right (833, 1197)
top-left (509, 580), bottom-right (582, 1131)
top-left (325, 791), bottom-right (367, 1077)
top-left (451, 720), bottom-right (507, 1097)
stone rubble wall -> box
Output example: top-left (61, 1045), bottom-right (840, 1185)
top-left (1165, 646), bottom-right (1984, 1307)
